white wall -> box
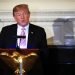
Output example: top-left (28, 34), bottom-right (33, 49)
top-left (0, 0), bottom-right (75, 11)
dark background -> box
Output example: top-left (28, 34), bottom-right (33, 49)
top-left (49, 45), bottom-right (75, 75)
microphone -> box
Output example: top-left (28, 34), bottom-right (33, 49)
top-left (12, 35), bottom-right (26, 39)
top-left (17, 35), bottom-right (26, 38)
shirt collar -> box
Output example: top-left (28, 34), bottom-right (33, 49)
top-left (17, 24), bottom-right (29, 30)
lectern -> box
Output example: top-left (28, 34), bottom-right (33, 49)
top-left (0, 48), bottom-right (39, 75)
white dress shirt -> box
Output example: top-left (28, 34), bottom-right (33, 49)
top-left (17, 24), bottom-right (29, 49)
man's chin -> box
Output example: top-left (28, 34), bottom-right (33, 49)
top-left (19, 23), bottom-right (28, 27)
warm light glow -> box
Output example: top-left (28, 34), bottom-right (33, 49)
top-left (25, 52), bottom-right (37, 58)
top-left (19, 56), bottom-right (22, 63)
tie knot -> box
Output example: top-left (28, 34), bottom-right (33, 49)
top-left (21, 27), bottom-right (25, 36)
top-left (21, 27), bottom-right (25, 30)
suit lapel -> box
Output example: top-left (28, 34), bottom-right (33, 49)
top-left (27, 24), bottom-right (34, 48)
top-left (12, 24), bottom-right (17, 36)
top-left (11, 24), bottom-right (17, 48)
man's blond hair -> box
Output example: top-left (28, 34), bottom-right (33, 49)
top-left (13, 4), bottom-right (30, 16)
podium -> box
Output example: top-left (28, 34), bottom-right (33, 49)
top-left (0, 48), bottom-right (39, 75)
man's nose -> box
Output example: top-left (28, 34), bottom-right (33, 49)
top-left (21, 15), bottom-right (24, 19)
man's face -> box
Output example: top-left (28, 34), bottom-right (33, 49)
top-left (13, 9), bottom-right (30, 27)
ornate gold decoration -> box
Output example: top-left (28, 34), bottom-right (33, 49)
top-left (0, 51), bottom-right (38, 75)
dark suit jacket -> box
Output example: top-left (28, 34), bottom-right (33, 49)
top-left (0, 23), bottom-right (48, 75)
top-left (0, 23), bottom-right (47, 49)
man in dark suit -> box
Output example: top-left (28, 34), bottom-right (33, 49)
top-left (0, 23), bottom-right (47, 49)
top-left (0, 4), bottom-right (47, 49)
top-left (0, 4), bottom-right (48, 75)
